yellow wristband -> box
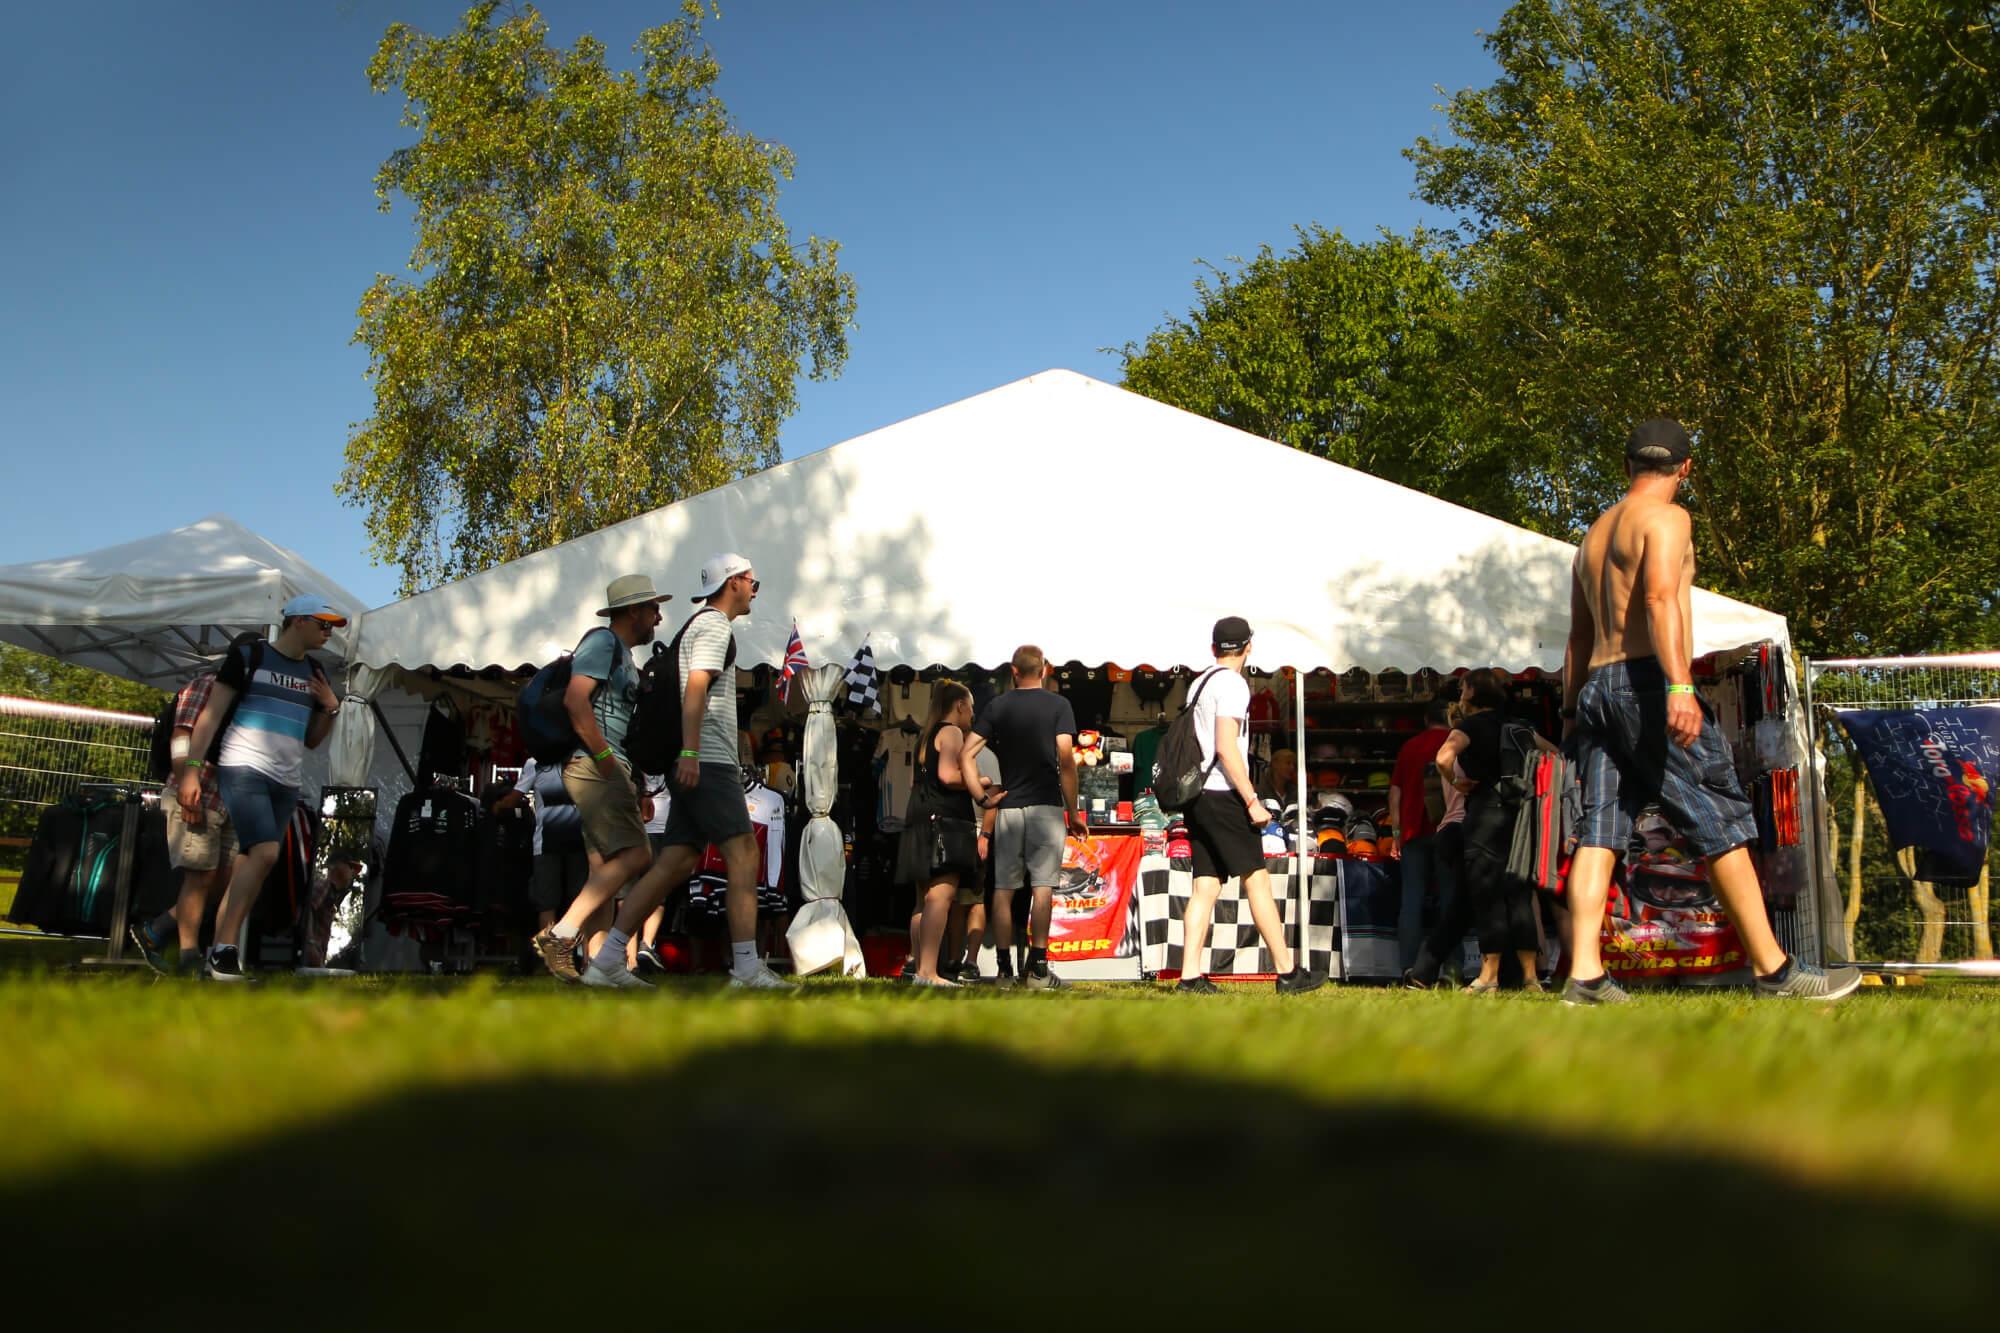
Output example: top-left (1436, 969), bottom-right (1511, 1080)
top-left (1666, 683), bottom-right (1696, 695)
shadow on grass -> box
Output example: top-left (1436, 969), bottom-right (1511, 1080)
top-left (4, 1035), bottom-right (1996, 1327)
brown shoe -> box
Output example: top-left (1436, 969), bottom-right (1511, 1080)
top-left (531, 927), bottom-right (582, 983)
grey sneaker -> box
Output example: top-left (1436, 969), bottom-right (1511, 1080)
top-left (1561, 974), bottom-right (1632, 1006)
top-left (580, 960), bottom-right (653, 990)
top-left (729, 961), bottom-right (797, 991)
top-left (1023, 968), bottom-right (1071, 991)
top-left (1755, 959), bottom-right (1862, 1001)
top-left (530, 927), bottom-right (582, 983)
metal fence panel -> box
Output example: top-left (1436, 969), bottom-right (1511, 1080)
top-left (0, 696), bottom-right (157, 848)
top-left (1803, 659), bottom-right (2000, 966)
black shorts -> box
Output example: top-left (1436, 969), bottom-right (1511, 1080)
top-left (1185, 790), bottom-right (1267, 881)
top-left (660, 764), bottom-right (754, 849)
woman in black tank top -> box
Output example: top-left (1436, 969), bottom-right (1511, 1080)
top-left (1434, 668), bottom-right (1556, 994)
top-left (895, 682), bottom-right (1000, 986)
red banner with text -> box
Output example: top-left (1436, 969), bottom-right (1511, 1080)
top-left (1048, 835), bottom-right (1144, 961)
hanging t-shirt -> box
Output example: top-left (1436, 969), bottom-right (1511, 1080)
top-left (747, 783), bottom-right (786, 889)
top-left (642, 773), bottom-right (669, 836)
top-left (1189, 668), bottom-right (1251, 794)
top-left (875, 728), bottom-right (920, 831)
top-left (215, 640), bottom-right (318, 787)
top-left (569, 627), bottom-right (636, 761)
top-left (676, 609), bottom-right (739, 773)
top-left (1131, 725), bottom-right (1167, 798)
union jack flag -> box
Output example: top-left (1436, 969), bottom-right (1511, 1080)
top-left (779, 622), bottom-right (808, 703)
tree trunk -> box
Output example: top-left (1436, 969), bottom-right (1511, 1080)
top-left (1895, 846), bottom-right (1948, 963)
top-left (1844, 784), bottom-right (1866, 953)
top-left (1970, 863), bottom-right (1993, 960)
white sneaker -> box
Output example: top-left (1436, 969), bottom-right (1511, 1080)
top-left (580, 960), bottom-right (653, 990)
top-left (728, 961), bottom-right (796, 991)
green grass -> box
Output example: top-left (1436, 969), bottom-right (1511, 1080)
top-left (3, 970), bottom-right (1997, 1326)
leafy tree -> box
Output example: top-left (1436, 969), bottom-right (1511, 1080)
top-left (1863, 1), bottom-right (2000, 171)
top-left (1116, 228), bottom-right (1516, 511)
top-left (0, 645), bottom-right (164, 716)
top-left (342, 1), bottom-right (857, 594)
top-left (1410, 0), bottom-right (2000, 656)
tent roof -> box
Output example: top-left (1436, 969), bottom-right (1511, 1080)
top-left (350, 370), bottom-right (1790, 676)
top-left (0, 514), bottom-right (365, 689)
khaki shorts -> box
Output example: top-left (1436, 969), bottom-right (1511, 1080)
top-left (166, 799), bottom-right (236, 873)
top-left (562, 753), bottom-right (649, 859)
top-left (955, 882), bottom-right (983, 908)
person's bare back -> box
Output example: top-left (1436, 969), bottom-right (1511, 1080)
top-left (1573, 491), bottom-right (1694, 670)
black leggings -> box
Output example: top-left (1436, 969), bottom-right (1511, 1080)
top-left (1462, 797), bottom-right (1536, 956)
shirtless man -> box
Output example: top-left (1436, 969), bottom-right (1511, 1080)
top-left (1560, 418), bottom-right (1860, 1004)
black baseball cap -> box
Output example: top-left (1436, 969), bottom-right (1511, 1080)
top-left (1212, 616), bottom-right (1253, 651)
top-left (1626, 418), bottom-right (1692, 466)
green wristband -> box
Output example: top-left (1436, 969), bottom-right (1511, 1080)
top-left (594, 746), bottom-right (614, 761)
top-left (679, 749), bottom-right (699, 759)
top-left (186, 759), bottom-right (204, 770)
top-left (1666, 683), bottom-right (1696, 695)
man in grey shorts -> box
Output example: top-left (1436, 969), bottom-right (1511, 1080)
top-left (962, 645), bottom-right (1083, 990)
top-left (619, 553), bottom-right (792, 990)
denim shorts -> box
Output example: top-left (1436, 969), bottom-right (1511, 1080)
top-left (1574, 657), bottom-right (1757, 860)
top-left (215, 765), bottom-right (300, 852)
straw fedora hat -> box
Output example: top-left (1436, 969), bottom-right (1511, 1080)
top-left (597, 574), bottom-right (672, 617)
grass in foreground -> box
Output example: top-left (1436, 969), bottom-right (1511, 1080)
top-left (2, 969), bottom-right (1996, 1326)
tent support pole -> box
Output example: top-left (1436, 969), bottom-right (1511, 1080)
top-left (1295, 667), bottom-right (1309, 977)
top-left (369, 697), bottom-right (418, 784)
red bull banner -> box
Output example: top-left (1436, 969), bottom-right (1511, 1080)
top-left (1048, 834), bottom-right (1144, 961)
top-left (1837, 707), bottom-right (2000, 885)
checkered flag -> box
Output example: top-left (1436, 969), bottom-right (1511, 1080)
top-left (779, 622), bottom-right (808, 703)
top-left (843, 642), bottom-right (880, 715)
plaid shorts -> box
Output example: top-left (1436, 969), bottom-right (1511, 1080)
top-left (1575, 657), bottom-right (1757, 860)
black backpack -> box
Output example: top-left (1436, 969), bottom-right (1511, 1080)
top-left (628, 608), bottom-right (736, 774)
top-left (516, 628), bottom-right (615, 768)
top-left (146, 693), bottom-right (178, 782)
top-left (1149, 668), bottom-right (1227, 813)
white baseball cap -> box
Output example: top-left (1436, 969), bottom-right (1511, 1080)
top-left (696, 553), bottom-right (753, 599)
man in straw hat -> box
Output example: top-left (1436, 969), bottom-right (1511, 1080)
top-left (528, 573), bottom-right (672, 987)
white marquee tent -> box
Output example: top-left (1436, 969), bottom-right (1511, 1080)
top-left (0, 513), bottom-right (365, 690)
top-left (347, 369), bottom-right (1790, 681)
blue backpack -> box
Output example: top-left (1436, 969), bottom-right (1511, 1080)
top-left (516, 628), bottom-right (614, 767)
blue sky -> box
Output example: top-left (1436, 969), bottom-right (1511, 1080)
top-left (0, 0), bottom-right (1503, 610)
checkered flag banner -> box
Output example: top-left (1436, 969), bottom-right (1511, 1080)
top-left (843, 642), bottom-right (880, 715)
top-left (779, 622), bottom-right (808, 703)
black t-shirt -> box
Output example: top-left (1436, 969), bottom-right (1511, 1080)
top-left (972, 688), bottom-right (1077, 810)
top-left (1454, 709), bottom-right (1511, 786)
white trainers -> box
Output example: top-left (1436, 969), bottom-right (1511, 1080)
top-left (728, 961), bottom-right (796, 991)
top-left (580, 960), bottom-right (653, 990)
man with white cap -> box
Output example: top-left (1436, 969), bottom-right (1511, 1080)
top-left (178, 594), bottom-right (347, 980)
top-left (528, 574), bottom-right (672, 987)
top-left (615, 553), bottom-right (793, 989)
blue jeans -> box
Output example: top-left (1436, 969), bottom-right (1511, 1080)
top-left (216, 765), bottom-right (298, 852)
top-left (1397, 831), bottom-right (1459, 971)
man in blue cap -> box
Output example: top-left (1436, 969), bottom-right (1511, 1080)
top-left (177, 593), bottom-right (347, 980)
